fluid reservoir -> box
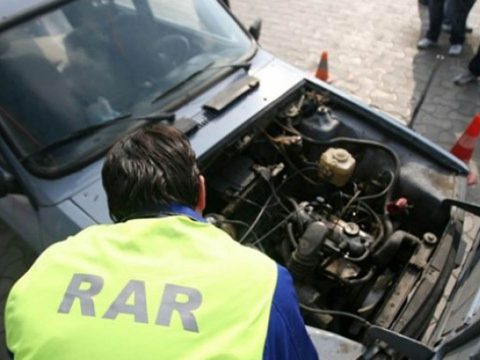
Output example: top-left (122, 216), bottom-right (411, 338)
top-left (319, 148), bottom-right (356, 187)
top-left (298, 106), bottom-right (340, 141)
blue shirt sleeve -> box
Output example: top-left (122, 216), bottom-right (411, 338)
top-left (263, 265), bottom-right (319, 360)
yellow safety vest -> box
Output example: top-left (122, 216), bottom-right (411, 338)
top-left (6, 216), bottom-right (278, 360)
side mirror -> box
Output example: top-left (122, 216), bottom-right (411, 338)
top-left (248, 18), bottom-right (262, 41)
top-left (0, 167), bottom-right (18, 198)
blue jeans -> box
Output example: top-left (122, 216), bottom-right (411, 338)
top-left (443, 0), bottom-right (454, 25)
top-left (427, 0), bottom-right (476, 44)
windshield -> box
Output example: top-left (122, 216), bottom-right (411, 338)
top-left (0, 0), bottom-right (253, 175)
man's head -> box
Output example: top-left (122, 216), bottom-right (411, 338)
top-left (102, 125), bottom-right (205, 222)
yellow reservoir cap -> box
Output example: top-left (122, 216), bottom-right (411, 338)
top-left (319, 148), bottom-right (356, 187)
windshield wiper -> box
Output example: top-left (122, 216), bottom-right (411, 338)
top-left (151, 61), bottom-right (251, 105)
top-left (21, 112), bottom-right (175, 162)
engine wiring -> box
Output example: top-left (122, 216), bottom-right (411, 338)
top-left (200, 88), bottom-right (454, 348)
top-left (237, 128), bottom-right (393, 269)
top-left (337, 193), bottom-right (386, 251)
top-left (238, 165), bottom-right (322, 244)
top-left (229, 193), bottom-right (265, 209)
top-left (275, 116), bottom-right (400, 186)
top-left (214, 218), bottom-right (260, 241)
top-left (238, 159), bottom-right (388, 249)
top-left (300, 304), bottom-right (372, 329)
top-left (344, 267), bottom-right (375, 285)
top-left (344, 248), bottom-right (371, 263)
top-left (251, 210), bottom-right (300, 246)
top-left (357, 170), bottom-right (396, 202)
top-left (255, 166), bottom-right (291, 214)
top-left (260, 127), bottom-right (324, 186)
top-left (238, 192), bottom-right (274, 243)
top-left (339, 190), bottom-right (362, 219)
top-left (267, 118), bottom-right (400, 219)
top-left (286, 222), bottom-right (298, 248)
top-left (238, 179), bottom-right (294, 244)
top-left (219, 116), bottom-right (402, 329)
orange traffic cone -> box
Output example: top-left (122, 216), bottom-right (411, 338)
top-left (451, 114), bottom-right (480, 162)
top-left (315, 51), bottom-right (329, 82)
top-left (451, 113), bottom-right (480, 185)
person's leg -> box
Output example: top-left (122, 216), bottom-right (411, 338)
top-left (444, 0), bottom-right (454, 26)
top-left (468, 46), bottom-right (480, 77)
top-left (426, 0), bottom-right (446, 41)
top-left (450, 0), bottom-right (476, 44)
top-left (454, 46), bottom-right (480, 85)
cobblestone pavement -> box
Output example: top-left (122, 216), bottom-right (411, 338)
top-left (233, 0), bottom-right (480, 201)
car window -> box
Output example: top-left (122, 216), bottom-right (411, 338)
top-left (113, 0), bottom-right (135, 10)
top-left (150, 0), bottom-right (202, 31)
top-left (0, 0), bottom-right (253, 176)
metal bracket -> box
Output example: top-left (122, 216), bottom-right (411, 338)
top-left (366, 325), bottom-right (434, 360)
top-left (442, 199), bottom-right (480, 218)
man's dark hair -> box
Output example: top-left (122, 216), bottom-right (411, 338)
top-left (102, 125), bottom-right (200, 222)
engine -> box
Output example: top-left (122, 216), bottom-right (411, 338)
top-left (203, 89), bottom-right (441, 339)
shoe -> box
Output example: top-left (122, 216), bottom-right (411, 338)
top-left (448, 44), bottom-right (463, 56)
top-left (417, 38), bottom-right (437, 49)
top-left (453, 71), bottom-right (478, 86)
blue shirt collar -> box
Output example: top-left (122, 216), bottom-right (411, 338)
top-left (165, 203), bottom-right (207, 223)
top-left (117, 203), bottom-right (207, 223)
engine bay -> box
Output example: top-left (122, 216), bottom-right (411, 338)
top-left (202, 86), bottom-right (462, 342)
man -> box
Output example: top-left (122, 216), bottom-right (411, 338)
top-left (417, 0), bottom-right (476, 56)
top-left (454, 45), bottom-right (480, 85)
top-left (5, 125), bottom-right (318, 359)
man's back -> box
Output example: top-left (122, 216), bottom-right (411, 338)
top-left (6, 216), bottom-right (278, 359)
top-left (6, 124), bottom-right (318, 359)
